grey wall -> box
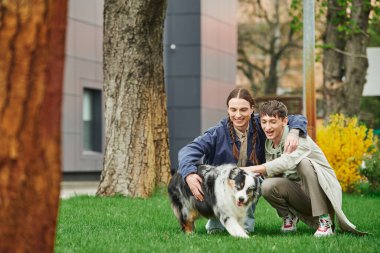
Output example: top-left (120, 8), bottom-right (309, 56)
top-left (62, 0), bottom-right (237, 173)
top-left (164, 1), bottom-right (202, 170)
top-left (62, 0), bottom-right (104, 173)
top-left (165, 0), bottom-right (237, 169)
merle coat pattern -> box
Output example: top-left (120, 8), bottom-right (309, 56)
top-left (168, 164), bottom-right (261, 238)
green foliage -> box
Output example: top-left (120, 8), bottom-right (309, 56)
top-left (55, 190), bottom-right (380, 252)
top-left (296, 0), bottom-right (376, 62)
top-left (290, 0), bottom-right (303, 32)
top-left (368, 20), bottom-right (380, 47)
top-left (354, 181), bottom-right (380, 196)
top-left (360, 96), bottom-right (380, 129)
top-left (360, 151), bottom-right (380, 192)
top-left (316, 0), bottom-right (379, 37)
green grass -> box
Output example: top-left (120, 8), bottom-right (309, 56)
top-left (55, 189), bottom-right (380, 253)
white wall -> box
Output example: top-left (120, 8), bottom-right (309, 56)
top-left (363, 47), bottom-right (380, 96)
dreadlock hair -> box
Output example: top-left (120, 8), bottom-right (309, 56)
top-left (226, 87), bottom-right (259, 165)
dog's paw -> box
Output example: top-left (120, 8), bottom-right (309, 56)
top-left (184, 230), bottom-right (194, 235)
top-left (229, 231), bottom-right (249, 238)
top-left (236, 233), bottom-right (249, 239)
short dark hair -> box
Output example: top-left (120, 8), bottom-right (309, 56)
top-left (259, 100), bottom-right (288, 119)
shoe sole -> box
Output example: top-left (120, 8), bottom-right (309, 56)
top-left (314, 233), bottom-right (335, 237)
top-left (281, 229), bottom-right (297, 233)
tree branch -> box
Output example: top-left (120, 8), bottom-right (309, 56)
top-left (330, 47), bottom-right (368, 59)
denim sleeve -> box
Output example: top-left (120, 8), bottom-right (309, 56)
top-left (178, 129), bottom-right (217, 180)
top-left (287, 114), bottom-right (308, 136)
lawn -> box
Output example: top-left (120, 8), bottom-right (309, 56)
top-left (55, 189), bottom-right (380, 253)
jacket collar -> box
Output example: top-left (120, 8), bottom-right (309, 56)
top-left (224, 114), bottom-right (255, 144)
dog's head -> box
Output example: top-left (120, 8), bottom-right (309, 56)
top-left (228, 167), bottom-right (261, 207)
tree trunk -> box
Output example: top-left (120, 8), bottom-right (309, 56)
top-left (322, 0), bottom-right (346, 117)
top-left (341, 0), bottom-right (370, 116)
top-left (97, 0), bottom-right (171, 198)
top-left (265, 51), bottom-right (280, 95)
top-left (323, 0), bottom-right (371, 117)
top-left (0, 1), bottom-right (67, 252)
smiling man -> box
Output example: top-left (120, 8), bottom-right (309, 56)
top-left (177, 88), bottom-right (308, 235)
top-left (242, 100), bottom-right (366, 237)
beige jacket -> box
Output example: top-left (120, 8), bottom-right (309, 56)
top-left (264, 126), bottom-right (365, 235)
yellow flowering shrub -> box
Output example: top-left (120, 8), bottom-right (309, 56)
top-left (317, 114), bottom-right (376, 192)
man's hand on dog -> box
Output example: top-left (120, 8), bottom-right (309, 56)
top-left (186, 174), bottom-right (204, 201)
top-left (242, 165), bottom-right (266, 176)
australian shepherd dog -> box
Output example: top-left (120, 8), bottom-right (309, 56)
top-left (168, 164), bottom-right (261, 238)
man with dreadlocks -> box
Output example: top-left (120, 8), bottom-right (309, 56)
top-left (177, 87), bottom-right (307, 234)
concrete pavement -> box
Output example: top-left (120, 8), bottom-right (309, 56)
top-left (60, 181), bottom-right (98, 199)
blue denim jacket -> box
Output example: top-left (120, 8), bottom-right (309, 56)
top-left (178, 114), bottom-right (307, 180)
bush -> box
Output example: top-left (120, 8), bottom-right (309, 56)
top-left (317, 114), bottom-right (377, 192)
top-left (359, 96), bottom-right (380, 130)
top-left (360, 150), bottom-right (380, 192)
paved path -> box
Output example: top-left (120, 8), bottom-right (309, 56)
top-left (60, 181), bottom-right (98, 199)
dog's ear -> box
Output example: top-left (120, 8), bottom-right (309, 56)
top-left (246, 171), bottom-right (264, 181)
top-left (228, 166), bottom-right (240, 179)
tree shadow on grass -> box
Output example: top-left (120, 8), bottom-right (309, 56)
top-left (169, 217), bottom-right (317, 238)
top-left (253, 224), bottom-right (315, 237)
top-left (253, 213), bottom-right (317, 237)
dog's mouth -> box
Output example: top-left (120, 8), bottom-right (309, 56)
top-left (237, 200), bottom-right (245, 207)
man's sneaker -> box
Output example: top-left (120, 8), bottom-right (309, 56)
top-left (281, 213), bottom-right (298, 232)
top-left (314, 217), bottom-right (335, 237)
top-left (205, 219), bottom-right (225, 234)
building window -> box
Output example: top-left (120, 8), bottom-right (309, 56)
top-left (83, 88), bottom-right (102, 152)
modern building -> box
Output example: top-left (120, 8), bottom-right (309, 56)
top-left (62, 0), bottom-right (237, 178)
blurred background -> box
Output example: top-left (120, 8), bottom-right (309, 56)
top-left (61, 0), bottom-right (379, 185)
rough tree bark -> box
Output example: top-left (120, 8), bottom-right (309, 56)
top-left (0, 1), bottom-right (67, 252)
top-left (323, 0), bottom-right (371, 117)
top-left (97, 0), bottom-right (171, 198)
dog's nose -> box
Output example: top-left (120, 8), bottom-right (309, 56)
top-left (238, 197), bottom-right (245, 202)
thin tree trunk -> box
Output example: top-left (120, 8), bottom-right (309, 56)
top-left (0, 1), bottom-right (67, 252)
top-left (97, 0), bottom-right (170, 198)
top-left (265, 53), bottom-right (280, 95)
top-left (238, 0), bottom-right (301, 96)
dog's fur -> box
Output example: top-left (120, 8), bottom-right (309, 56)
top-left (168, 164), bottom-right (261, 238)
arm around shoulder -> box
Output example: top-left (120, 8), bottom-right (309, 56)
top-left (287, 114), bottom-right (308, 137)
